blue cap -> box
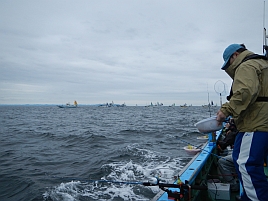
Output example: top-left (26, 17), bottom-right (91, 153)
top-left (221, 44), bottom-right (243, 70)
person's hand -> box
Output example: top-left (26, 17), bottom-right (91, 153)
top-left (216, 110), bottom-right (226, 125)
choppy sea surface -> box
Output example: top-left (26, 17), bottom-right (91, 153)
top-left (0, 105), bottom-right (219, 201)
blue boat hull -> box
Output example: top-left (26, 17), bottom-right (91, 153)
top-left (151, 130), bottom-right (235, 201)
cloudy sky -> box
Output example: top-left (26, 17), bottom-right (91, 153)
top-left (0, 0), bottom-right (265, 106)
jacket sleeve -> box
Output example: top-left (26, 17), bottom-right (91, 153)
top-left (220, 62), bottom-right (260, 119)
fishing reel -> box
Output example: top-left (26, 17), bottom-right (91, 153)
top-left (143, 177), bottom-right (185, 200)
top-left (143, 177), bottom-right (207, 201)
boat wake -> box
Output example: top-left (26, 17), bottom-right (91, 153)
top-left (43, 144), bottom-right (187, 201)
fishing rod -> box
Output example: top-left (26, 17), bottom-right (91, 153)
top-left (177, 138), bottom-right (234, 164)
top-left (207, 84), bottom-right (212, 117)
top-left (49, 175), bottom-right (207, 187)
top-left (48, 175), bottom-right (207, 201)
top-left (50, 175), bottom-right (144, 185)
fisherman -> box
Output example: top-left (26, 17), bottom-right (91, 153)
top-left (217, 118), bottom-right (239, 192)
top-left (217, 118), bottom-right (237, 153)
top-left (216, 43), bottom-right (268, 201)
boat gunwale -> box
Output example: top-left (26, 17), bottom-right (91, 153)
top-left (151, 130), bottom-right (222, 201)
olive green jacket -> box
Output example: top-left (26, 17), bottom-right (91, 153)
top-left (220, 50), bottom-right (268, 132)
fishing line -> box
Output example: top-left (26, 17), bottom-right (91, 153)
top-left (177, 138), bottom-right (234, 164)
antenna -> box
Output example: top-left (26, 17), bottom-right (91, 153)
top-left (263, 1), bottom-right (268, 57)
top-left (264, 1), bottom-right (266, 29)
top-left (207, 84), bottom-right (211, 117)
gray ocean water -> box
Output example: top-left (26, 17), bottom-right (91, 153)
top-left (0, 105), bottom-right (219, 201)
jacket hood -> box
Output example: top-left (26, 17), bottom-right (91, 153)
top-left (225, 50), bottom-right (254, 79)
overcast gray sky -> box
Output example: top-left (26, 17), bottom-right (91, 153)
top-left (0, 0), bottom-right (265, 106)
